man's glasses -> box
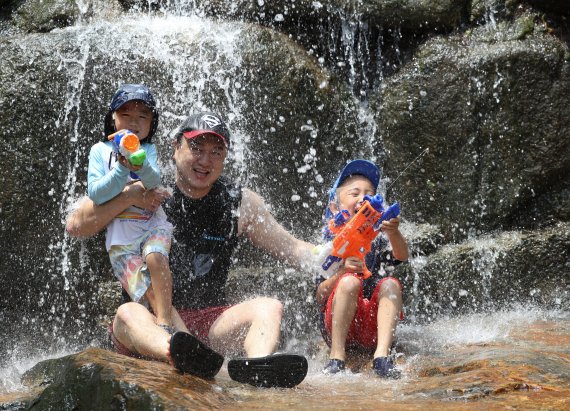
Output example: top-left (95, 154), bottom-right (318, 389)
top-left (188, 142), bottom-right (226, 161)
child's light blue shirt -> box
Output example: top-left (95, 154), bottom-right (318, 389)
top-left (87, 140), bottom-right (161, 205)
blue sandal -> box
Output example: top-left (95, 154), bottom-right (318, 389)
top-left (322, 359), bottom-right (346, 374)
top-left (372, 356), bottom-right (401, 379)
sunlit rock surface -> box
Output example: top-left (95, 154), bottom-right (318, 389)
top-left (15, 348), bottom-right (233, 409)
top-left (1, 315), bottom-right (568, 409)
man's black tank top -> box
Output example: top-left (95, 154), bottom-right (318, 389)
top-left (164, 178), bottom-right (242, 309)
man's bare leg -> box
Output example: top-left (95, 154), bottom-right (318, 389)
top-left (112, 302), bottom-right (172, 363)
top-left (207, 297), bottom-right (283, 358)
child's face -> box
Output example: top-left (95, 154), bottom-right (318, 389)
top-left (331, 175), bottom-right (375, 217)
top-left (113, 101), bottom-right (153, 140)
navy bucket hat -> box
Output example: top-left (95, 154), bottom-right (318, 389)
top-left (103, 84), bottom-right (159, 142)
top-left (325, 159), bottom-right (381, 219)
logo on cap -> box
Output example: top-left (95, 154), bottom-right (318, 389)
top-left (202, 114), bottom-right (222, 129)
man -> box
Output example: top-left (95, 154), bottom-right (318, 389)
top-left (67, 112), bottom-right (314, 388)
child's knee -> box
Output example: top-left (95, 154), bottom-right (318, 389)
top-left (379, 278), bottom-right (402, 297)
top-left (336, 275), bottom-right (361, 294)
top-left (145, 252), bottom-right (169, 267)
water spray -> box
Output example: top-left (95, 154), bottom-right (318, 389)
top-left (386, 147), bottom-right (430, 190)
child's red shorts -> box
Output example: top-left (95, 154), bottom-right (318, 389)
top-left (321, 273), bottom-right (403, 351)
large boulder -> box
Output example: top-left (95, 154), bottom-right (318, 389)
top-left (9, 0), bottom-right (122, 32)
top-left (375, 14), bottom-right (570, 240)
top-left (0, 16), bottom-right (359, 353)
top-left (120, 0), bottom-right (470, 32)
top-left (399, 222), bottom-right (570, 321)
top-left (15, 348), bottom-right (232, 409)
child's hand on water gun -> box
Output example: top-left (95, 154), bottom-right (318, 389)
top-left (117, 154), bottom-right (143, 172)
top-left (381, 215), bottom-right (401, 234)
top-left (108, 129), bottom-right (147, 171)
top-left (316, 198), bottom-right (401, 280)
top-left (343, 256), bottom-right (365, 275)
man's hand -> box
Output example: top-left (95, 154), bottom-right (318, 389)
top-left (124, 183), bottom-right (171, 212)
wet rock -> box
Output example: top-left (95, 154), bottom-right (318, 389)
top-left (18, 348), bottom-right (233, 409)
top-left (376, 13), bottom-right (570, 240)
top-left (9, 0), bottom-right (122, 33)
top-left (3, 315), bottom-right (568, 410)
top-left (0, 18), bottom-right (358, 352)
top-left (404, 222), bottom-right (570, 319)
top-left (526, 0), bottom-right (570, 16)
top-left (120, 0), bottom-right (469, 33)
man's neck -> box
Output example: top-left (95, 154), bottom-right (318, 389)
top-left (175, 177), bottom-right (212, 200)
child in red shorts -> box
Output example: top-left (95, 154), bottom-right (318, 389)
top-left (315, 160), bottom-right (409, 378)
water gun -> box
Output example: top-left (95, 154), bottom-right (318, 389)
top-left (108, 129), bottom-right (146, 166)
top-left (314, 195), bottom-right (400, 279)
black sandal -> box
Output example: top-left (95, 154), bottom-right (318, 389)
top-left (228, 353), bottom-right (308, 388)
top-left (169, 331), bottom-right (224, 379)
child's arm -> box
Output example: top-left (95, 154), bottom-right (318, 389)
top-left (87, 143), bottom-right (130, 205)
top-left (382, 217), bottom-right (409, 261)
top-left (133, 143), bottom-right (161, 190)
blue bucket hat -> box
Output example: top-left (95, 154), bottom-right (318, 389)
top-left (325, 159), bottom-right (381, 219)
top-left (103, 84), bottom-right (159, 142)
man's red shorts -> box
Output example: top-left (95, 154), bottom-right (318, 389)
top-left (321, 274), bottom-right (403, 351)
top-left (110, 305), bottom-right (231, 358)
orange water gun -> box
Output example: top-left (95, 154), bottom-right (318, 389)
top-left (108, 129), bottom-right (146, 166)
top-left (319, 197), bottom-right (400, 279)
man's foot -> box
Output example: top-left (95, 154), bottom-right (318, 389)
top-left (169, 331), bottom-right (224, 379)
top-left (372, 356), bottom-right (401, 379)
top-left (322, 359), bottom-right (345, 375)
top-left (228, 354), bottom-right (308, 388)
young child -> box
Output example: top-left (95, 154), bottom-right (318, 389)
top-left (87, 83), bottom-right (187, 332)
top-left (315, 159), bottom-right (409, 378)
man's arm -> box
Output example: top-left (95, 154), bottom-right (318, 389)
top-left (66, 183), bottom-right (170, 238)
top-left (238, 188), bottom-right (315, 269)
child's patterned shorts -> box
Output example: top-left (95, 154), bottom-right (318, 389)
top-left (108, 227), bottom-right (172, 302)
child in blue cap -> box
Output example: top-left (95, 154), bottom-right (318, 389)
top-left (87, 84), bottom-right (188, 333)
top-left (315, 159), bottom-right (409, 378)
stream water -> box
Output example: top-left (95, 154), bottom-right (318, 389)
top-left (1, 306), bottom-right (568, 408)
